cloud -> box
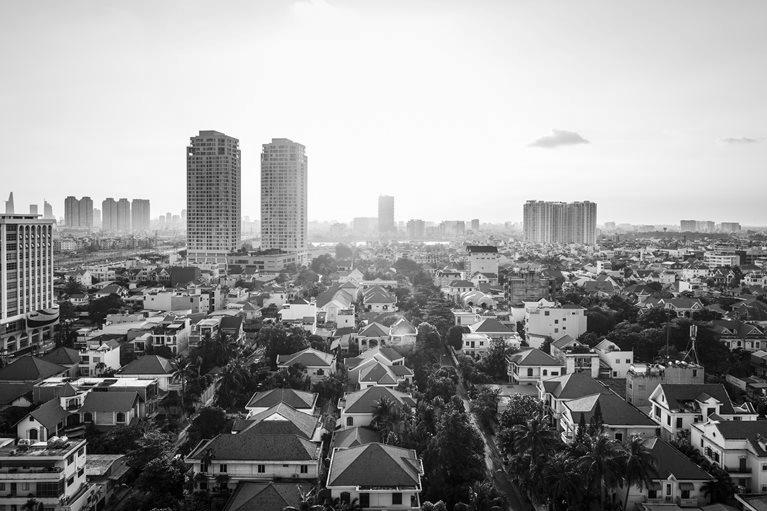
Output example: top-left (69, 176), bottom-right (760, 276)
top-left (529, 129), bottom-right (589, 148)
top-left (722, 137), bottom-right (761, 144)
top-left (291, 0), bottom-right (336, 17)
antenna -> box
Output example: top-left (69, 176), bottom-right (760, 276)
top-left (682, 324), bottom-right (699, 365)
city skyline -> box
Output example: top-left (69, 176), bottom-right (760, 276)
top-left (1, 1), bottom-right (766, 225)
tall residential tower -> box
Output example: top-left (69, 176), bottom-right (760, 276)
top-left (260, 138), bottom-right (308, 261)
top-left (378, 195), bottom-right (395, 235)
top-left (187, 130), bottom-right (241, 265)
top-left (523, 200), bottom-right (597, 244)
top-left (131, 199), bottom-right (151, 233)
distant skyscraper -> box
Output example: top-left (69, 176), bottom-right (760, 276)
top-left (187, 130), bottom-right (241, 264)
top-left (116, 199), bottom-right (131, 233)
top-left (131, 199), bottom-right (150, 232)
top-left (43, 200), bottom-right (53, 220)
top-left (64, 196), bottom-right (93, 229)
top-left (352, 217), bottom-right (377, 237)
top-left (29, 204), bottom-right (38, 215)
top-left (5, 192), bottom-right (14, 214)
top-left (79, 197), bottom-right (93, 229)
top-left (102, 198), bottom-right (118, 232)
top-left (378, 195), bottom-right (395, 235)
top-left (406, 219), bottom-right (426, 239)
top-left (1, 213), bottom-right (57, 357)
top-left (471, 219), bottom-right (480, 232)
top-left (719, 222), bottom-right (741, 233)
top-left (93, 208), bottom-right (101, 229)
top-left (260, 138), bottom-right (307, 258)
top-left (439, 220), bottom-right (465, 238)
top-left (523, 200), bottom-right (597, 244)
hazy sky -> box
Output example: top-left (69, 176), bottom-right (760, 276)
top-left (1, 0), bottom-right (766, 225)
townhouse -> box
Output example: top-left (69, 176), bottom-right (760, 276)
top-left (507, 348), bottom-right (565, 385)
top-left (594, 339), bottom-right (634, 378)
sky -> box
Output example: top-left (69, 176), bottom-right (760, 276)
top-left (0, 0), bottom-right (766, 226)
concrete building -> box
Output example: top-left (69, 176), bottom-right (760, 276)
top-left (0, 214), bottom-right (58, 358)
top-left (352, 217), bottom-right (377, 237)
top-left (523, 200), bottom-right (597, 244)
top-left (720, 222), bottom-right (742, 233)
top-left (260, 138), bottom-right (307, 261)
top-left (64, 196), bottom-right (93, 230)
top-left (406, 219), bottom-right (425, 239)
top-left (625, 361), bottom-right (704, 411)
top-left (29, 204), bottom-right (38, 215)
top-left (187, 130), bottom-right (242, 265)
top-left (377, 195), bottom-right (395, 235)
top-left (4, 192), bottom-right (14, 214)
top-left (131, 199), bottom-right (150, 233)
top-left (43, 200), bottom-right (53, 220)
top-left (525, 305), bottom-right (588, 343)
top-left (466, 245), bottom-right (499, 276)
top-left (116, 198), bottom-right (130, 233)
top-left (101, 198), bottom-right (118, 232)
top-left (505, 271), bottom-right (549, 304)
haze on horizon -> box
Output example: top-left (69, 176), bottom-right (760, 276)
top-left (1, 0), bottom-right (765, 226)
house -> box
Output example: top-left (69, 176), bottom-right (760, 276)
top-left (357, 322), bottom-right (390, 352)
top-left (41, 346), bottom-right (81, 377)
top-left (538, 372), bottom-right (607, 419)
top-left (662, 297), bottom-right (705, 318)
top-left (67, 293), bottom-right (90, 306)
top-left (353, 360), bottom-right (413, 389)
top-left (338, 387), bottom-right (416, 428)
top-left (0, 437), bottom-right (90, 511)
top-left (649, 384), bottom-right (757, 441)
top-left (594, 339), bottom-right (634, 378)
top-left (77, 335), bottom-right (122, 376)
top-left (79, 391), bottom-right (143, 428)
top-left (387, 317), bottom-right (418, 350)
top-left (550, 336), bottom-right (601, 379)
top-left (346, 345), bottom-right (409, 387)
top-left (445, 280), bottom-right (475, 302)
top-left (186, 404), bottom-right (322, 489)
top-left (559, 390), bottom-right (658, 443)
top-left (461, 333), bottom-right (494, 358)
top-left (222, 482), bottom-right (303, 511)
top-left (467, 317), bottom-right (518, 341)
top-left (507, 348), bottom-right (565, 386)
top-left (330, 426), bottom-right (379, 451)
top-left (244, 388), bottom-right (318, 416)
top-left (0, 355), bottom-right (68, 385)
top-left (149, 316), bottom-right (191, 356)
top-left (710, 320), bottom-right (766, 352)
top-left (525, 305), bottom-right (588, 342)
top-left (626, 362), bottom-right (705, 411)
top-left (116, 355), bottom-right (179, 392)
top-left (326, 443), bottom-right (423, 510)
top-left (277, 348), bottom-right (336, 382)
top-left (15, 398), bottom-right (72, 441)
top-left (609, 437), bottom-right (712, 510)
top-left (362, 286), bottom-right (397, 313)
top-left (94, 283), bottom-right (128, 299)
top-left (691, 418), bottom-right (767, 493)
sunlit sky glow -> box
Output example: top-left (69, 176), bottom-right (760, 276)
top-left (1, 0), bottom-right (765, 225)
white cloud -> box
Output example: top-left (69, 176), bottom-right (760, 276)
top-left (529, 129), bottom-right (590, 148)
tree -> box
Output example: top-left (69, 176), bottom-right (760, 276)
top-left (261, 326), bottom-right (309, 366)
top-left (127, 430), bottom-right (175, 471)
top-left (184, 407), bottom-right (228, 453)
top-left (64, 276), bottom-right (86, 296)
top-left (422, 407), bottom-right (486, 507)
top-left (217, 358), bottom-right (254, 409)
top-left (312, 373), bottom-right (346, 407)
top-left (335, 243), bottom-right (353, 260)
top-left (471, 387), bottom-right (500, 430)
top-left (621, 436), bottom-right (655, 511)
top-left (268, 365), bottom-right (312, 391)
top-left (311, 254), bottom-right (337, 275)
top-left (87, 293), bottom-right (124, 325)
top-left (371, 397), bottom-right (403, 441)
top-left (576, 435), bottom-right (626, 510)
top-left (512, 414), bottom-right (559, 461)
top-left (446, 325), bottom-right (465, 351)
top-left (476, 339), bottom-right (515, 380)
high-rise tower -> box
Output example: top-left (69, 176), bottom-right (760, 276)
top-left (378, 195), bottom-right (395, 235)
top-left (187, 131), bottom-right (241, 265)
top-left (260, 138), bottom-right (307, 261)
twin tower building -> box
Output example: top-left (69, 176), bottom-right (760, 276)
top-left (186, 131), bottom-right (307, 266)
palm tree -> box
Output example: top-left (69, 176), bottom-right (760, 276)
top-left (620, 436), bottom-right (655, 511)
top-left (541, 451), bottom-right (585, 511)
top-left (371, 397), bottom-right (402, 440)
top-left (512, 413), bottom-right (558, 460)
top-left (576, 435), bottom-right (626, 511)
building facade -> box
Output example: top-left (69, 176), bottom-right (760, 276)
top-left (260, 138), bottom-right (307, 261)
top-left (523, 200), bottom-right (597, 244)
top-left (0, 214), bottom-right (58, 358)
top-left (378, 195), bottom-right (395, 235)
top-left (187, 130), bottom-right (242, 265)
top-left (131, 199), bottom-right (150, 233)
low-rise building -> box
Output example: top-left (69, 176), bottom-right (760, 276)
top-left (338, 387), bottom-right (415, 428)
top-left (559, 390), bottom-right (658, 443)
top-left (625, 362), bottom-right (704, 411)
top-left (507, 348), bottom-right (565, 385)
top-left (276, 348), bottom-right (336, 382)
top-left (594, 339), bottom-right (634, 378)
top-left (525, 304), bottom-right (587, 341)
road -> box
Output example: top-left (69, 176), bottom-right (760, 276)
top-left (441, 351), bottom-right (533, 511)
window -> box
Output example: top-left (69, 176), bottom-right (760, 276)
top-left (84, 412), bottom-right (93, 423)
top-left (22, 482), bottom-right (30, 491)
top-left (201, 462), bottom-right (209, 473)
top-left (615, 433), bottom-right (623, 442)
top-left (762, 463), bottom-right (767, 471)
top-left (67, 454), bottom-right (74, 465)
top-left (300, 465), bottom-right (308, 474)
top-left (359, 493), bottom-right (370, 507)
top-left (257, 464), bottom-right (265, 473)
top-left (676, 418), bottom-right (683, 429)
top-left (392, 492), bottom-right (403, 505)
top-left (116, 412), bottom-right (126, 423)
top-left (666, 415), bottom-right (671, 426)
top-left (346, 417), bottom-right (353, 426)
top-left (219, 464), bottom-right (227, 473)
top-left (527, 368), bottom-right (533, 377)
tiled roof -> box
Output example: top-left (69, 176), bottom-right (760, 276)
top-left (342, 387), bottom-right (415, 414)
top-left (277, 348), bottom-right (334, 368)
top-left (658, 384), bottom-right (737, 414)
top-left (79, 391), bottom-right (140, 413)
top-left (508, 348), bottom-right (562, 367)
top-left (118, 355), bottom-right (175, 375)
top-left (0, 356), bottom-right (67, 382)
top-left (245, 388), bottom-right (316, 410)
top-left (330, 426), bottom-right (379, 450)
top-left (541, 372), bottom-right (606, 400)
top-left (470, 318), bottom-right (513, 334)
top-left (712, 420), bottom-right (767, 456)
top-left (41, 347), bottom-right (81, 366)
top-left (363, 287), bottom-right (396, 304)
top-left (189, 429), bottom-right (318, 462)
top-left (644, 437), bottom-right (713, 481)
top-left (359, 322), bottom-right (389, 338)
top-left (223, 482), bottom-right (302, 511)
top-left (23, 398), bottom-right (70, 431)
top-left (565, 392), bottom-right (655, 426)
top-left (243, 403), bottom-right (319, 439)
top-left (327, 443), bottom-right (422, 488)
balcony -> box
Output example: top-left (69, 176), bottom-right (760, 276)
top-left (725, 465), bottom-right (750, 475)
